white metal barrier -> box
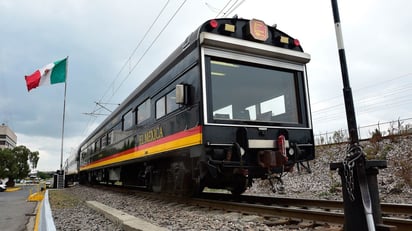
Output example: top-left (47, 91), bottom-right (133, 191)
top-left (37, 190), bottom-right (56, 231)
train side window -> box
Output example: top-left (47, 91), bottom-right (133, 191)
top-left (156, 96), bottom-right (166, 119)
top-left (101, 134), bottom-right (107, 149)
top-left (107, 131), bottom-right (113, 145)
top-left (137, 99), bottom-right (151, 124)
top-left (89, 143), bottom-right (94, 154)
top-left (95, 139), bottom-right (101, 152)
top-left (122, 109), bottom-right (133, 130)
top-left (166, 89), bottom-right (179, 113)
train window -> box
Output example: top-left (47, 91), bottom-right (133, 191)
top-left (167, 91), bottom-right (174, 113)
top-left (122, 110), bottom-right (134, 130)
top-left (101, 135), bottom-right (107, 149)
top-left (156, 89), bottom-right (179, 119)
top-left (166, 89), bottom-right (179, 113)
top-left (107, 131), bottom-right (113, 145)
top-left (89, 143), bottom-right (94, 154)
top-left (95, 139), bottom-right (101, 151)
top-left (209, 57), bottom-right (300, 124)
top-left (156, 97), bottom-right (166, 119)
top-left (137, 99), bottom-right (151, 124)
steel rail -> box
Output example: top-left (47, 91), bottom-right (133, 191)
top-left (196, 193), bottom-right (412, 230)
top-left (93, 186), bottom-right (412, 230)
top-left (200, 193), bottom-right (412, 215)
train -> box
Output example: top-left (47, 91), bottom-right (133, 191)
top-left (65, 17), bottom-right (315, 195)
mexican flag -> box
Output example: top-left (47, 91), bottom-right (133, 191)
top-left (25, 57), bottom-right (67, 91)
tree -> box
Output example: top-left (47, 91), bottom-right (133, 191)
top-left (0, 148), bottom-right (13, 178)
top-left (37, 171), bottom-right (53, 180)
top-left (29, 150), bottom-right (39, 169)
top-left (0, 145), bottom-right (38, 187)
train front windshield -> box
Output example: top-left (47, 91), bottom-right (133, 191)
top-left (207, 57), bottom-right (306, 126)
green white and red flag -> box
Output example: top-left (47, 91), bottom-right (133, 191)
top-left (24, 57), bottom-right (67, 91)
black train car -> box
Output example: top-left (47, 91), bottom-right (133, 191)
top-left (78, 18), bottom-right (314, 195)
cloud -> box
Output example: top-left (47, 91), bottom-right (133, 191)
top-left (16, 132), bottom-right (83, 171)
top-left (1, 0), bottom-right (411, 171)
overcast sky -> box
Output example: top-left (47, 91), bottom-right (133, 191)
top-left (1, 0), bottom-right (411, 171)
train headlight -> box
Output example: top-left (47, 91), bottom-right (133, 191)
top-left (288, 148), bottom-right (295, 156)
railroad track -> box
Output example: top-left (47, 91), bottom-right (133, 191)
top-left (91, 185), bottom-right (412, 230)
top-left (194, 193), bottom-right (412, 231)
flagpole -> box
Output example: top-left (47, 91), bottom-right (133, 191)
top-left (60, 82), bottom-right (67, 172)
top-left (60, 56), bottom-right (68, 174)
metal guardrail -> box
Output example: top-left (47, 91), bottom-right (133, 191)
top-left (35, 190), bottom-right (56, 231)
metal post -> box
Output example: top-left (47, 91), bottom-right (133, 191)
top-left (330, 0), bottom-right (359, 145)
top-left (60, 81), bottom-right (67, 172)
top-left (329, 1), bottom-right (384, 230)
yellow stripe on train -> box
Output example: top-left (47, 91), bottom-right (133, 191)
top-left (80, 132), bottom-right (202, 171)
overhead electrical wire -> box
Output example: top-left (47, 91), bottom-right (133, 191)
top-left (81, 0), bottom-right (172, 136)
top-left (215, 0), bottom-right (245, 18)
top-left (111, 0), bottom-right (188, 97)
top-left (312, 83), bottom-right (412, 115)
top-left (224, 0), bottom-right (245, 17)
top-left (312, 73), bottom-right (412, 126)
top-left (81, 0), bottom-right (247, 139)
top-left (215, 0), bottom-right (234, 18)
top-left (313, 96), bottom-right (412, 123)
top-left (311, 72), bottom-right (412, 105)
top-left (312, 73), bottom-right (412, 112)
top-left (81, 0), bottom-right (188, 137)
top-left (97, 0), bottom-right (243, 112)
top-left (98, 0), bottom-right (172, 105)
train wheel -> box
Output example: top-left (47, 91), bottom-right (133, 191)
top-left (189, 175), bottom-right (205, 196)
top-left (151, 168), bottom-right (166, 193)
top-left (229, 174), bottom-right (247, 195)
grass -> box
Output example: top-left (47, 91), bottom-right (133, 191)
top-left (49, 190), bottom-right (82, 209)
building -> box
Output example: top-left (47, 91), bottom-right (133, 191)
top-left (0, 124), bottom-right (17, 149)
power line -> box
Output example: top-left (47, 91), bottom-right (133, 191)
top-left (224, 0), bottom-right (245, 17)
top-left (81, 1), bottom-right (188, 138)
top-left (81, 1), bottom-right (172, 137)
top-left (311, 72), bottom-right (412, 105)
top-left (312, 73), bottom-right (412, 114)
top-left (97, 0), bottom-right (172, 105)
top-left (111, 0), bottom-right (188, 97)
top-left (215, 0), bottom-right (245, 18)
top-left (312, 83), bottom-right (412, 123)
top-left (215, 0), bottom-right (235, 18)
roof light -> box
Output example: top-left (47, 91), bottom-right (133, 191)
top-left (280, 36), bottom-right (289, 44)
top-left (224, 24), bottom-right (235, 33)
top-left (293, 39), bottom-right (300, 47)
top-left (209, 19), bottom-right (219, 29)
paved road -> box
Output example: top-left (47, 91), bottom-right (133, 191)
top-left (0, 185), bottom-right (38, 231)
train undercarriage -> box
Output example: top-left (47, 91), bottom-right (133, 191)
top-left (79, 142), bottom-right (310, 196)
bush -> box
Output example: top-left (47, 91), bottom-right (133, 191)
top-left (395, 150), bottom-right (412, 187)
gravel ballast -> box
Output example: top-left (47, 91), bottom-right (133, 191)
top-left (49, 136), bottom-right (411, 230)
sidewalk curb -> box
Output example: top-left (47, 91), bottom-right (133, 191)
top-left (86, 201), bottom-right (169, 231)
